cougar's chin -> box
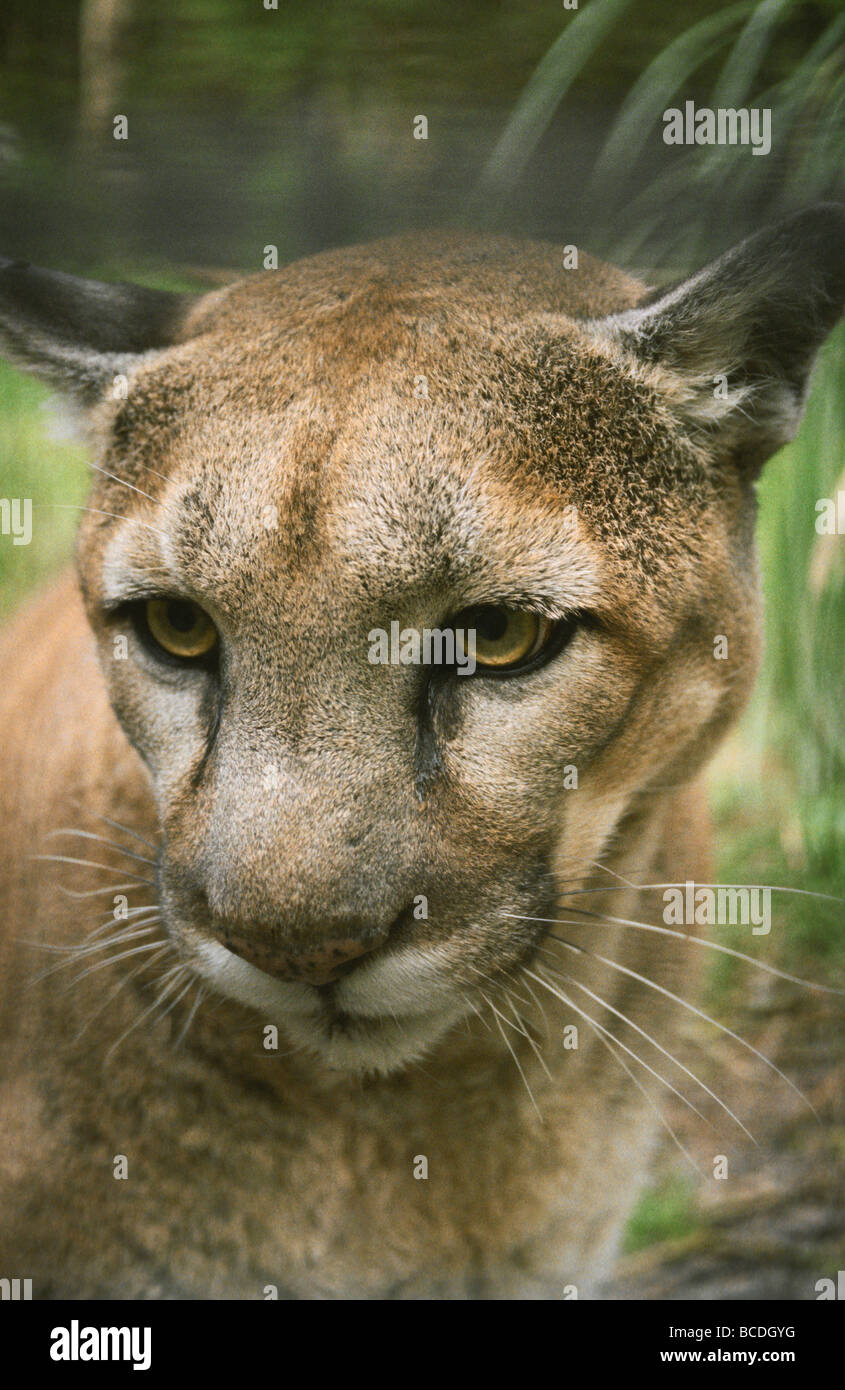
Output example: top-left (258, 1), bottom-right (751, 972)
top-left (278, 1005), bottom-right (465, 1076)
top-left (179, 924), bottom-right (469, 1074)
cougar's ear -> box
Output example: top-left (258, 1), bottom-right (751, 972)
top-left (0, 259), bottom-right (191, 403)
top-left (593, 205), bottom-right (845, 475)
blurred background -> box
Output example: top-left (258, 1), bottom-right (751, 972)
top-left (0, 0), bottom-right (843, 1292)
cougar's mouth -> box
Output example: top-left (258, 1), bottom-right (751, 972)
top-left (176, 916), bottom-right (470, 1072)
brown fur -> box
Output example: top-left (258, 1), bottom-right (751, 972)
top-left (0, 219), bottom-right (840, 1298)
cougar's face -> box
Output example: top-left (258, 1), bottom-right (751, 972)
top-left (0, 213), bottom-right (838, 1071)
top-left (75, 281), bottom-right (759, 1074)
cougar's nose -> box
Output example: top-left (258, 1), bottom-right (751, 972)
top-left (212, 925), bottom-right (385, 986)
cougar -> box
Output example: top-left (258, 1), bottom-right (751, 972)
top-left (0, 208), bottom-right (842, 1299)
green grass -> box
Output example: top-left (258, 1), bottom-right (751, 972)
top-left (0, 364), bottom-right (88, 616)
top-left (623, 1176), bottom-right (701, 1254)
top-left (474, 0), bottom-right (845, 268)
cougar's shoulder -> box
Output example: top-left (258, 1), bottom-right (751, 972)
top-left (0, 573), bottom-right (150, 1030)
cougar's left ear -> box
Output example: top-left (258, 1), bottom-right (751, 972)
top-left (591, 204), bottom-right (845, 475)
top-left (0, 259), bottom-right (192, 403)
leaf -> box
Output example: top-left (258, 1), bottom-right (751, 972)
top-left (472, 0), bottom-right (634, 208)
top-left (711, 0), bottom-right (797, 111)
top-left (587, 2), bottom-right (753, 202)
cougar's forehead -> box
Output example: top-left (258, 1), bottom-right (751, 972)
top-left (89, 279), bottom-right (722, 635)
top-left (96, 385), bottom-right (601, 626)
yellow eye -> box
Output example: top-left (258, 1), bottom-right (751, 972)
top-left (144, 598), bottom-right (218, 660)
top-left (457, 606), bottom-right (553, 669)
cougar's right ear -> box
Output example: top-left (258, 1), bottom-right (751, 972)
top-left (0, 259), bottom-right (192, 403)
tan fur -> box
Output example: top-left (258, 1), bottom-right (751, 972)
top-left (0, 224), bottom-right (836, 1298)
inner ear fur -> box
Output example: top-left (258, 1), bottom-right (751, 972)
top-left (0, 259), bottom-right (191, 403)
top-left (592, 204), bottom-right (845, 475)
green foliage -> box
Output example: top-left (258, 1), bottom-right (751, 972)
top-left (0, 364), bottom-right (87, 616)
top-left (757, 323), bottom-right (845, 803)
top-left (623, 1176), bottom-right (700, 1253)
top-left (473, 0), bottom-right (636, 209)
top-left (476, 0), bottom-right (845, 266)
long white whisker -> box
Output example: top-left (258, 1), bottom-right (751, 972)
top-left (173, 981), bottom-right (207, 1050)
top-left (465, 960), bottom-right (537, 1014)
top-left (505, 994), bottom-right (552, 1080)
top-left (516, 971), bottom-right (552, 1038)
top-left (504, 909), bottom-right (845, 997)
top-left (57, 882), bottom-right (149, 899)
top-left (480, 990), bottom-right (542, 1120)
top-left (586, 860), bottom-right (845, 907)
top-left (24, 922), bottom-right (159, 957)
top-left (528, 968), bottom-right (713, 1132)
top-left (27, 925), bottom-right (162, 980)
top-left (536, 956), bottom-right (755, 1142)
top-left (538, 930), bottom-right (820, 1122)
top-left (46, 828), bottom-right (157, 867)
top-left (29, 853), bottom-right (155, 886)
top-left (24, 909), bottom-right (160, 954)
top-left (105, 966), bottom-right (189, 1060)
top-left (39, 503), bottom-right (169, 540)
top-left (87, 461), bottom-right (160, 505)
top-left (67, 938), bottom-right (171, 986)
top-left (458, 990), bottom-right (493, 1031)
top-left (545, 977), bottom-right (705, 1180)
top-left (74, 945), bottom-right (171, 1041)
top-left (84, 907), bottom-right (161, 943)
top-left (88, 812), bottom-right (159, 852)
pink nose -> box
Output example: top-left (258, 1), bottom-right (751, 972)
top-left (213, 927), bottom-right (380, 986)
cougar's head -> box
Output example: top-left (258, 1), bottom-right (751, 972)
top-left (1, 212), bottom-right (843, 1072)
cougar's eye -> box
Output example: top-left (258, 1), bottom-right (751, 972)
top-left (143, 598), bottom-right (218, 661)
top-left (456, 605), bottom-right (554, 671)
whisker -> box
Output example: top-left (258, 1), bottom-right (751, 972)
top-left (528, 968), bottom-right (713, 1133)
top-left (458, 990), bottom-right (493, 1032)
top-left (173, 981), bottom-right (207, 1050)
top-left (29, 853), bottom-right (155, 886)
top-left (539, 930), bottom-right (820, 1122)
top-left (46, 828), bottom-right (157, 868)
top-left (586, 859), bottom-right (845, 907)
top-left (481, 990), bottom-right (542, 1120)
top-left (38, 503), bottom-right (169, 540)
top-left (57, 882), bottom-right (150, 900)
top-left (105, 966), bottom-right (190, 1061)
top-left (22, 906), bottom-right (159, 954)
top-left (465, 959), bottom-right (538, 1015)
top-left (153, 976), bottom-right (195, 1028)
top-left (504, 909), bottom-right (845, 997)
top-left (505, 993), bottom-right (552, 1080)
top-left (29, 926), bottom-right (162, 981)
top-left (73, 945), bottom-right (171, 1041)
top-left (66, 938), bottom-right (171, 987)
top-left (86, 811), bottom-right (159, 853)
top-left (87, 461), bottom-right (160, 505)
top-left (535, 956), bottom-right (754, 1142)
top-left (515, 971), bottom-right (552, 1038)
top-left (84, 907), bottom-right (161, 942)
top-left (550, 983), bottom-right (705, 1179)
top-left (23, 915), bottom-right (160, 954)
